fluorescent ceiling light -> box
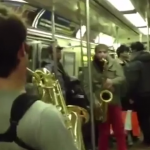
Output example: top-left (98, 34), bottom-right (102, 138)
top-left (8, 0), bottom-right (27, 3)
top-left (76, 25), bottom-right (86, 39)
top-left (138, 27), bottom-right (150, 35)
top-left (124, 13), bottom-right (146, 27)
top-left (106, 0), bottom-right (134, 11)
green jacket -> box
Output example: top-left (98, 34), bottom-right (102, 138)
top-left (83, 57), bottom-right (125, 105)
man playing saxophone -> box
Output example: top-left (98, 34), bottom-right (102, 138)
top-left (83, 44), bottom-right (127, 150)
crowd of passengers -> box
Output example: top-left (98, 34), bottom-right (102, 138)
top-left (0, 4), bottom-right (150, 150)
top-left (27, 41), bottom-right (150, 150)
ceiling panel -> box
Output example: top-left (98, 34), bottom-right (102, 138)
top-left (23, 0), bottom-right (139, 41)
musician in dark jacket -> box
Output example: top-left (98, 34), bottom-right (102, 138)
top-left (83, 44), bottom-right (127, 150)
top-left (125, 42), bottom-right (150, 147)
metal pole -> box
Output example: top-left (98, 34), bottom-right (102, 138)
top-left (146, 0), bottom-right (150, 50)
top-left (80, 20), bottom-right (84, 68)
top-left (139, 33), bottom-right (143, 42)
top-left (51, 5), bottom-right (57, 74)
top-left (146, 12), bottom-right (150, 50)
top-left (115, 26), bottom-right (119, 45)
top-left (85, 0), bottom-right (96, 150)
top-left (78, 1), bottom-right (84, 68)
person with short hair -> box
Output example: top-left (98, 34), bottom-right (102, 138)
top-left (125, 41), bottom-right (150, 147)
top-left (83, 44), bottom-right (127, 150)
top-left (116, 45), bottom-right (130, 66)
top-left (0, 5), bottom-right (77, 150)
top-left (116, 45), bottom-right (138, 146)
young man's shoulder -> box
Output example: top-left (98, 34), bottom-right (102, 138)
top-left (18, 100), bottom-right (63, 149)
top-left (19, 100), bottom-right (61, 131)
top-left (20, 100), bottom-right (77, 150)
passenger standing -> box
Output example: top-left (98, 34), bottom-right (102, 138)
top-left (83, 44), bottom-right (127, 150)
top-left (116, 45), bottom-right (134, 146)
top-left (116, 45), bottom-right (129, 66)
top-left (116, 45), bottom-right (130, 111)
top-left (0, 5), bottom-right (77, 150)
top-left (125, 41), bottom-right (150, 147)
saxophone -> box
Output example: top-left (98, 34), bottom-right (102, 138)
top-left (94, 59), bottom-right (113, 122)
top-left (27, 67), bottom-right (89, 150)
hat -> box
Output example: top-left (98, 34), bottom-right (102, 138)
top-left (47, 45), bottom-right (64, 54)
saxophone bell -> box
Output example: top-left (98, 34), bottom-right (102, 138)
top-left (100, 89), bottom-right (113, 103)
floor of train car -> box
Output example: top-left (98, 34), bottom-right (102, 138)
top-left (87, 143), bottom-right (150, 150)
top-left (88, 146), bottom-right (150, 150)
top-left (109, 141), bottom-right (149, 150)
top-left (88, 138), bottom-right (150, 150)
top-left (110, 140), bottom-right (150, 150)
top-left (99, 143), bottom-right (150, 150)
top-left (111, 145), bottom-right (150, 150)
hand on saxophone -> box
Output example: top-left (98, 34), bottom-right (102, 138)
top-left (103, 78), bottom-right (113, 90)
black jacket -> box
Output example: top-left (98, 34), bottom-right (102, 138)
top-left (125, 51), bottom-right (150, 99)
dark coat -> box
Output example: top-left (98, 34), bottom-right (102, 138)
top-left (124, 51), bottom-right (150, 100)
top-left (116, 59), bottom-right (133, 110)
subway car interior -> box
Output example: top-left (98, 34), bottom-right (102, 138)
top-left (1, 0), bottom-right (150, 150)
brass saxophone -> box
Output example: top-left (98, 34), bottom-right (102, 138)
top-left (95, 59), bottom-right (113, 122)
top-left (27, 67), bottom-right (89, 150)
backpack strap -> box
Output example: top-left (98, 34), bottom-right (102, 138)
top-left (0, 93), bottom-right (38, 150)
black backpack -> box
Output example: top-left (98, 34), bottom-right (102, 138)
top-left (0, 93), bottom-right (38, 150)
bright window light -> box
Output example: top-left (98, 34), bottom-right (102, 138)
top-left (94, 34), bottom-right (100, 43)
top-left (76, 25), bottom-right (86, 39)
top-left (124, 13), bottom-right (146, 27)
top-left (113, 43), bottom-right (121, 50)
top-left (106, 0), bottom-right (134, 11)
top-left (83, 56), bottom-right (93, 61)
top-left (138, 27), bottom-right (150, 35)
top-left (94, 33), bottom-right (114, 46)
